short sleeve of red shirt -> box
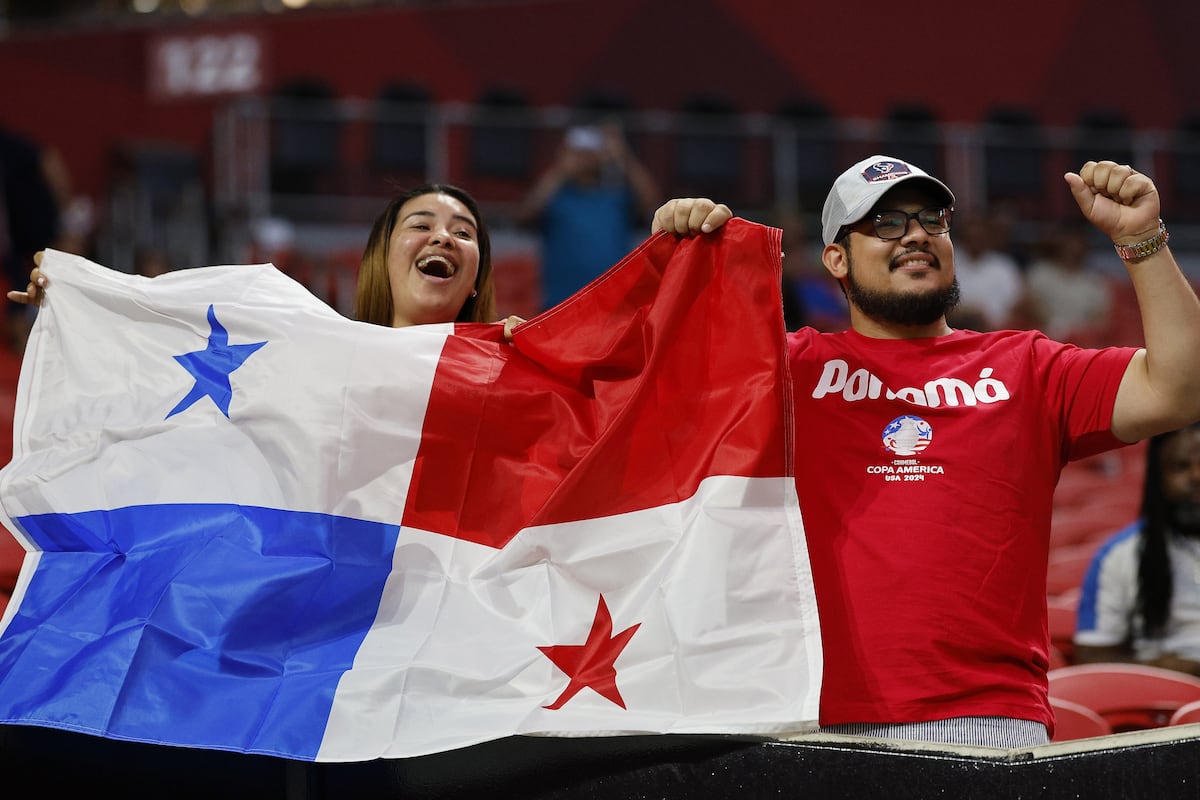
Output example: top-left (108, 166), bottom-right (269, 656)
top-left (1030, 335), bottom-right (1137, 462)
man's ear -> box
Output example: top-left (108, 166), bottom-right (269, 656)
top-left (823, 243), bottom-right (848, 279)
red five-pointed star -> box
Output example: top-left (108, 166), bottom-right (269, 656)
top-left (538, 595), bottom-right (641, 710)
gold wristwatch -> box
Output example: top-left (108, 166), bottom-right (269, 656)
top-left (1113, 220), bottom-right (1169, 261)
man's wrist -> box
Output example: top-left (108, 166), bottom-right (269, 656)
top-left (1114, 219), bottom-right (1169, 261)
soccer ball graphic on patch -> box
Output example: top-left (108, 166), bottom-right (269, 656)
top-left (882, 415), bottom-right (933, 456)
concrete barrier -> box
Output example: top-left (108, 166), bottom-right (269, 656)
top-left (5, 723), bottom-right (1200, 798)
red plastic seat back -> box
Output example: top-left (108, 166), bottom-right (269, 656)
top-left (1048, 663), bottom-right (1200, 732)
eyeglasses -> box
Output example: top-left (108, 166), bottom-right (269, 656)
top-left (838, 206), bottom-right (954, 242)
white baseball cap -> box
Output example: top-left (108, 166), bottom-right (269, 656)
top-left (565, 125), bottom-right (604, 152)
top-left (820, 155), bottom-right (955, 245)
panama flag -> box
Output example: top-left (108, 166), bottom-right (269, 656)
top-left (0, 219), bottom-right (820, 762)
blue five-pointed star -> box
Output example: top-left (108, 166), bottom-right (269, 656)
top-left (166, 304), bottom-right (267, 419)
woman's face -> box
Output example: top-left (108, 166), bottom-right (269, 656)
top-left (1161, 428), bottom-right (1200, 533)
top-left (386, 192), bottom-right (481, 327)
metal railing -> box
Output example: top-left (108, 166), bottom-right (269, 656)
top-left (209, 96), bottom-right (1200, 271)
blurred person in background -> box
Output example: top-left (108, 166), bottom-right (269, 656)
top-left (945, 211), bottom-right (1026, 332)
top-left (134, 245), bottom-right (171, 279)
top-left (777, 208), bottom-right (848, 332)
top-left (0, 124), bottom-right (63, 353)
top-left (1074, 421), bottom-right (1200, 675)
top-left (516, 122), bottom-right (660, 312)
top-left (1021, 220), bottom-right (1113, 346)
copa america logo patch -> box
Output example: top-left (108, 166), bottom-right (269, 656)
top-left (882, 415), bottom-right (932, 456)
top-left (862, 160), bottom-right (913, 183)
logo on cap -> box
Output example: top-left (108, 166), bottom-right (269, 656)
top-left (862, 160), bottom-right (913, 184)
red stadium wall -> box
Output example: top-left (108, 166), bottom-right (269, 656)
top-left (1, 0), bottom-right (1198, 202)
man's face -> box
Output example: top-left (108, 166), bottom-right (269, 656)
top-left (837, 185), bottom-right (959, 327)
top-left (1161, 428), bottom-right (1200, 533)
top-left (564, 146), bottom-right (602, 177)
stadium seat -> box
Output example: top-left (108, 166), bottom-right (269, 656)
top-left (1046, 545), bottom-right (1099, 598)
top-left (982, 106), bottom-right (1047, 215)
top-left (1051, 444), bottom-right (1145, 543)
top-left (269, 76), bottom-right (344, 196)
top-left (1049, 644), bottom-right (1070, 670)
top-left (370, 80), bottom-right (431, 177)
top-left (1050, 696), bottom-right (1113, 742)
top-left (571, 85), bottom-right (634, 122)
top-left (1049, 509), bottom-right (1129, 549)
top-left (673, 93), bottom-right (746, 201)
top-left (1053, 465), bottom-right (1139, 511)
top-left (1168, 698), bottom-right (1200, 727)
top-left (1046, 594), bottom-right (1079, 663)
top-left (774, 97), bottom-right (841, 213)
top-left (878, 103), bottom-right (942, 175)
top-left (1072, 109), bottom-right (1134, 174)
top-left (1171, 112), bottom-right (1200, 217)
top-left (1047, 663), bottom-right (1200, 732)
top-left (468, 84), bottom-right (536, 182)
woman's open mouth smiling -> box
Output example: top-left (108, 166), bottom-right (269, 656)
top-left (417, 254), bottom-right (455, 279)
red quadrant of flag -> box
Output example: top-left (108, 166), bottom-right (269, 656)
top-left (402, 220), bottom-right (788, 548)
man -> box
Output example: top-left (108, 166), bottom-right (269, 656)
top-left (517, 123), bottom-right (660, 311)
top-left (651, 155), bottom-right (1200, 747)
top-left (1075, 422), bottom-right (1200, 674)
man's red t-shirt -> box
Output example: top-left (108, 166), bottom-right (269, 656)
top-left (788, 326), bottom-right (1136, 731)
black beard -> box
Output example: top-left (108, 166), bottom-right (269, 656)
top-left (844, 259), bottom-right (961, 327)
top-left (1171, 502), bottom-right (1200, 536)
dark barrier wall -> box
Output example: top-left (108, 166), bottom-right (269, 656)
top-left (4, 723), bottom-right (1200, 799)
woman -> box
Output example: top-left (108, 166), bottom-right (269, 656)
top-left (356, 183), bottom-right (498, 328)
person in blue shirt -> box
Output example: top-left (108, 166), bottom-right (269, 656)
top-left (516, 123), bottom-right (660, 311)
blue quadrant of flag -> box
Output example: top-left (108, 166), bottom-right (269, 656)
top-left (0, 504), bottom-right (400, 759)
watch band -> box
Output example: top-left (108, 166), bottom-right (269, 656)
top-left (1113, 220), bottom-right (1169, 261)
